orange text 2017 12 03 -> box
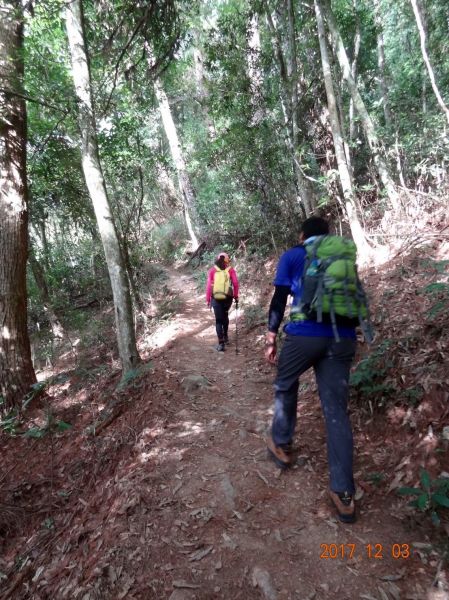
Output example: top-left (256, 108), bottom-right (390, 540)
top-left (319, 543), bottom-right (412, 560)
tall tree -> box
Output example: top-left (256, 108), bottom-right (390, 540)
top-left (264, 3), bottom-right (317, 216)
top-left (65, 0), bottom-right (140, 374)
top-left (373, 0), bottom-right (392, 128)
top-left (314, 0), bottom-right (368, 255)
top-left (323, 0), bottom-right (400, 212)
top-left (246, 12), bottom-right (264, 125)
top-left (0, 0), bottom-right (37, 411)
top-left (409, 0), bottom-right (449, 126)
top-left (145, 42), bottom-right (200, 249)
top-left (348, 0), bottom-right (361, 141)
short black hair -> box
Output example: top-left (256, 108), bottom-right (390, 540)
top-left (301, 216), bottom-right (329, 239)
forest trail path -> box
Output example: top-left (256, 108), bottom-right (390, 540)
top-left (1, 267), bottom-right (434, 600)
top-left (137, 267), bottom-right (430, 600)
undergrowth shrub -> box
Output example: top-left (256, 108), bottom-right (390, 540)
top-left (350, 340), bottom-right (396, 410)
top-left (147, 216), bottom-right (188, 262)
top-left (398, 469), bottom-right (449, 527)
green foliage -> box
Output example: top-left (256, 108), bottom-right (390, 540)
top-left (422, 282), bottom-right (449, 318)
top-left (16, 0), bottom-right (449, 379)
top-left (25, 423), bottom-right (58, 438)
top-left (397, 469), bottom-right (449, 526)
top-left (366, 472), bottom-right (385, 487)
top-left (350, 340), bottom-right (396, 408)
top-left (148, 217), bottom-right (189, 262)
top-left (242, 304), bottom-right (266, 330)
top-left (419, 259), bottom-right (449, 319)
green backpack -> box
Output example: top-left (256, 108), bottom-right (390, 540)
top-left (290, 235), bottom-right (373, 342)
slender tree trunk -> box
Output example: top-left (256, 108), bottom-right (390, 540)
top-left (0, 1), bottom-right (37, 410)
top-left (265, 4), bottom-right (316, 216)
top-left (246, 12), bottom-right (265, 126)
top-left (121, 238), bottom-right (143, 312)
top-left (422, 76), bottom-right (427, 114)
top-left (373, 0), bottom-right (391, 128)
top-left (245, 14), bottom-right (281, 234)
top-left (287, 0), bottom-right (300, 152)
top-left (334, 72), bottom-right (354, 184)
top-left (409, 0), bottom-right (449, 125)
top-left (314, 0), bottom-right (369, 255)
top-left (29, 252), bottom-right (65, 339)
top-left (322, 0), bottom-right (400, 212)
top-left (192, 28), bottom-right (215, 137)
top-left (38, 219), bottom-right (50, 269)
top-left (349, 1), bottom-right (360, 141)
top-left (145, 42), bottom-right (200, 248)
top-left (65, 0), bottom-right (140, 374)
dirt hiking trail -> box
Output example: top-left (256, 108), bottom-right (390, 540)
top-left (0, 267), bottom-right (440, 600)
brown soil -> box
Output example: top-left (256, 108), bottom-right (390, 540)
top-left (0, 258), bottom-right (447, 600)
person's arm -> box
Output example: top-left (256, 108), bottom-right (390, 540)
top-left (265, 286), bottom-right (290, 363)
top-left (265, 247), bottom-right (304, 364)
top-left (206, 269), bottom-right (214, 305)
top-left (268, 286), bottom-right (290, 332)
top-left (230, 268), bottom-right (239, 301)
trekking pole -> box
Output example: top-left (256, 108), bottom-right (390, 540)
top-left (235, 301), bottom-right (239, 354)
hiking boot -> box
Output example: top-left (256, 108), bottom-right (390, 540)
top-left (223, 335), bottom-right (230, 345)
top-left (329, 490), bottom-right (356, 523)
top-left (266, 437), bottom-right (296, 470)
top-left (216, 342), bottom-right (225, 352)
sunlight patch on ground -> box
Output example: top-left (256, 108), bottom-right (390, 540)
top-left (175, 420), bottom-right (206, 439)
top-left (135, 424), bottom-right (192, 464)
top-left (148, 316), bottom-right (208, 349)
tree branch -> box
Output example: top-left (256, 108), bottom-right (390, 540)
top-left (0, 86), bottom-right (67, 113)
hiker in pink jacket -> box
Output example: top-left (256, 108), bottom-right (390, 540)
top-left (206, 252), bottom-right (239, 351)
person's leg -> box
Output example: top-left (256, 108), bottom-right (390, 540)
top-left (222, 297), bottom-right (233, 342)
top-left (212, 300), bottom-right (225, 347)
top-left (271, 336), bottom-right (325, 448)
top-left (313, 338), bottom-right (356, 495)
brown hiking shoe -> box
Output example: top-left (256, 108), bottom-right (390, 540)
top-left (266, 437), bottom-right (297, 469)
top-left (329, 490), bottom-right (356, 523)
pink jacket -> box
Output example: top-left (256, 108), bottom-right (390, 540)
top-left (206, 266), bottom-right (239, 303)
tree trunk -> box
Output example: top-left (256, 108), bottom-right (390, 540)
top-left (65, 0), bottom-right (140, 374)
top-left (322, 0), bottom-right (400, 212)
top-left (335, 75), bottom-right (354, 184)
top-left (314, 0), bottom-right (369, 256)
top-left (349, 2), bottom-right (360, 141)
top-left (123, 241), bottom-right (143, 312)
top-left (246, 12), bottom-right (265, 126)
top-left (38, 219), bottom-right (50, 269)
top-left (265, 4), bottom-right (317, 216)
top-left (0, 1), bottom-right (37, 411)
top-left (145, 43), bottom-right (200, 249)
top-left (29, 251), bottom-right (65, 339)
top-left (192, 28), bottom-right (215, 137)
top-left (374, 0), bottom-right (392, 128)
top-left (409, 0), bottom-right (449, 125)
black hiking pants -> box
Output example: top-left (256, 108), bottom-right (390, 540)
top-left (212, 297), bottom-right (233, 342)
top-left (272, 334), bottom-right (356, 494)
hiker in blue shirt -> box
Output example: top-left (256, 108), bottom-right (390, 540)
top-left (264, 216), bottom-right (359, 523)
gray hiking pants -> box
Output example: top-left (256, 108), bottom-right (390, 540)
top-left (271, 334), bottom-right (356, 494)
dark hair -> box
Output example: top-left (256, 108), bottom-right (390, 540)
top-left (215, 256), bottom-right (227, 270)
top-left (301, 216), bottom-right (329, 239)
